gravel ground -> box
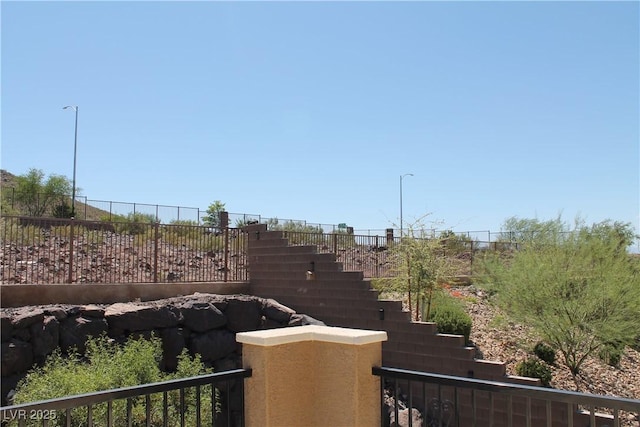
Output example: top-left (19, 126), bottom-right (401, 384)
top-left (457, 285), bottom-right (639, 426)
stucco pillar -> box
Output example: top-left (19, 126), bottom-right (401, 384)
top-left (237, 325), bottom-right (387, 427)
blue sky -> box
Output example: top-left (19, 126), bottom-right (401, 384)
top-left (2, 1), bottom-right (638, 241)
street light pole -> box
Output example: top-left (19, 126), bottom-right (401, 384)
top-left (63, 106), bottom-right (78, 218)
top-left (400, 173), bottom-right (413, 237)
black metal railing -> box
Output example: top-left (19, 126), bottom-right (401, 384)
top-left (0, 369), bottom-right (252, 427)
top-left (373, 366), bottom-right (640, 427)
top-left (0, 216), bottom-right (248, 284)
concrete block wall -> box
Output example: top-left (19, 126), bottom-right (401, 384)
top-left (244, 224), bottom-right (537, 385)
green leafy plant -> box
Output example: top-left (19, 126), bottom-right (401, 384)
top-left (479, 216), bottom-right (640, 387)
top-left (497, 216), bottom-right (566, 245)
top-left (439, 230), bottom-right (474, 257)
top-left (52, 202), bottom-right (74, 218)
top-left (9, 168), bottom-right (74, 217)
top-left (394, 218), bottom-right (462, 321)
top-left (269, 218), bottom-right (323, 234)
top-left (533, 341), bottom-right (556, 365)
top-left (11, 335), bottom-right (215, 427)
top-left (113, 212), bottom-right (156, 235)
top-left (598, 341), bottom-right (625, 367)
top-left (424, 290), bottom-right (472, 344)
top-left (202, 200), bottom-right (226, 231)
top-left (516, 358), bottom-right (552, 387)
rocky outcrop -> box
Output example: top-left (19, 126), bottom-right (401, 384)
top-left (0, 293), bottom-right (324, 405)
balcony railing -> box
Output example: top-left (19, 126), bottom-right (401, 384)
top-left (373, 366), bottom-right (640, 427)
top-left (0, 369), bottom-right (252, 427)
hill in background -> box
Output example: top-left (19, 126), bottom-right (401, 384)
top-left (1, 169), bottom-right (111, 221)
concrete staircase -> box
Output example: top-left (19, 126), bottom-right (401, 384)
top-left (244, 223), bottom-right (537, 385)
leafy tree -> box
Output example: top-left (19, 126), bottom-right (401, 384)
top-left (202, 200), bottom-right (226, 230)
top-left (481, 216), bottom-right (640, 387)
top-left (497, 216), bottom-right (566, 244)
top-left (11, 168), bottom-right (73, 217)
top-left (382, 218), bottom-right (461, 321)
top-left (585, 220), bottom-right (638, 252)
top-left (439, 230), bottom-right (474, 256)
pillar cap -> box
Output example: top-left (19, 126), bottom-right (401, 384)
top-left (237, 325), bottom-right (388, 347)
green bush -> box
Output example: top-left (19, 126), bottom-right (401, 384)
top-left (598, 341), bottom-right (625, 367)
top-left (52, 202), bottom-right (73, 218)
top-left (425, 291), bottom-right (472, 344)
top-left (111, 212), bottom-right (156, 235)
top-left (516, 358), bottom-right (552, 387)
top-left (533, 341), bottom-right (556, 365)
top-left (11, 335), bottom-right (214, 427)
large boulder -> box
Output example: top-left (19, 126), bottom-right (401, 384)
top-left (11, 308), bottom-right (44, 330)
top-left (224, 296), bottom-right (262, 332)
top-left (389, 408), bottom-right (423, 427)
top-left (288, 314), bottom-right (325, 326)
top-left (1, 313), bottom-right (12, 342)
top-left (177, 302), bottom-right (226, 332)
top-left (190, 329), bottom-right (236, 362)
top-left (80, 305), bottom-right (105, 319)
top-left (384, 391), bottom-right (424, 427)
top-left (59, 316), bottom-right (108, 354)
top-left (104, 303), bottom-right (181, 332)
top-left (161, 327), bottom-right (186, 371)
top-left (30, 316), bottom-right (60, 362)
top-left (1, 340), bottom-right (33, 376)
top-left (44, 306), bottom-right (68, 321)
top-left (262, 299), bottom-right (295, 323)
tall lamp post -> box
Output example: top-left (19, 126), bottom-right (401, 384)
top-left (63, 106), bottom-right (78, 217)
top-left (400, 173), bottom-right (413, 237)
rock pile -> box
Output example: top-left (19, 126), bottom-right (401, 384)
top-left (0, 293), bottom-right (324, 405)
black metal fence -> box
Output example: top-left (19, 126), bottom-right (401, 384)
top-left (280, 230), bottom-right (520, 278)
top-left (0, 216), bottom-right (248, 284)
top-left (373, 366), bottom-right (640, 427)
top-left (0, 368), bottom-right (252, 427)
top-left (1, 189), bottom-right (337, 230)
top-left (1, 216), bottom-right (525, 284)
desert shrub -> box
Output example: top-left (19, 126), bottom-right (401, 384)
top-left (598, 341), bottom-right (625, 367)
top-left (11, 335), bottom-right (213, 427)
top-left (479, 216), bottom-right (640, 382)
top-left (533, 341), bottom-right (556, 365)
top-left (370, 278), bottom-right (396, 299)
top-left (516, 358), bottom-right (552, 387)
top-left (100, 213), bottom-right (126, 223)
top-left (112, 212), bottom-right (156, 235)
top-left (52, 202), bottom-right (73, 218)
top-left (268, 218), bottom-right (323, 234)
top-left (165, 350), bottom-right (217, 424)
top-left (164, 220), bottom-right (203, 241)
top-left (439, 230), bottom-right (473, 256)
top-left (425, 291), bottom-right (472, 344)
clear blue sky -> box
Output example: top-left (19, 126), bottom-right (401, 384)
top-left (2, 1), bottom-right (638, 240)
